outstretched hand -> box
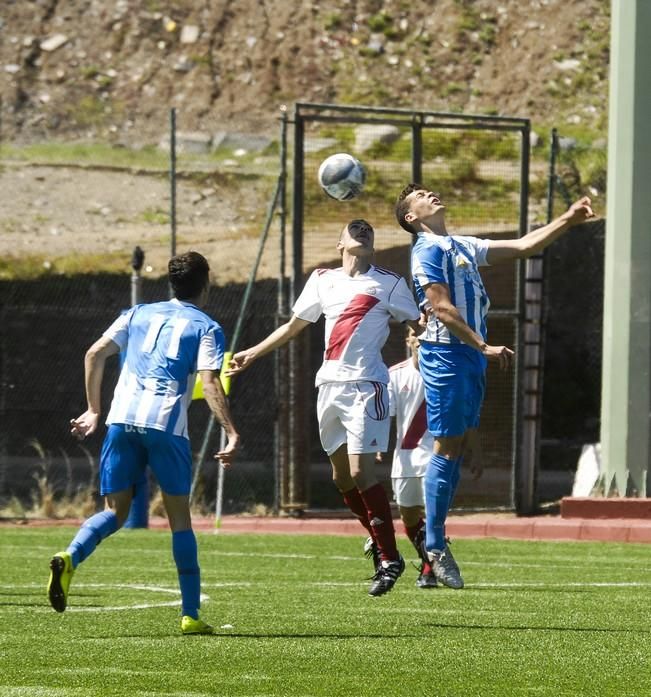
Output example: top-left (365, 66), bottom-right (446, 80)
top-left (225, 350), bottom-right (256, 376)
top-left (70, 410), bottom-right (100, 440)
top-left (564, 196), bottom-right (595, 226)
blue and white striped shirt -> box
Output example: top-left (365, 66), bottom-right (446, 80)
top-left (104, 298), bottom-right (224, 439)
top-left (411, 232), bottom-right (491, 345)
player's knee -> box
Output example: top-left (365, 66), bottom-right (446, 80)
top-left (332, 469), bottom-right (355, 491)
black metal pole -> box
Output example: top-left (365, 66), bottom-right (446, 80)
top-left (546, 128), bottom-right (559, 224)
top-left (169, 108), bottom-right (177, 278)
top-left (514, 121), bottom-right (534, 515)
top-left (274, 105), bottom-right (289, 515)
top-left (291, 108), bottom-right (304, 307)
top-left (411, 114), bottom-right (423, 185)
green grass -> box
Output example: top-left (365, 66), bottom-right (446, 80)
top-left (1, 527), bottom-right (650, 696)
top-left (0, 253), bottom-right (133, 280)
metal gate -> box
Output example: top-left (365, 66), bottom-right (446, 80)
top-left (281, 102), bottom-right (534, 514)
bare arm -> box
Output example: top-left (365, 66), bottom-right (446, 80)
top-left (425, 283), bottom-right (514, 370)
top-left (226, 314), bottom-right (311, 375)
top-left (200, 369), bottom-right (240, 466)
top-left (485, 196), bottom-right (595, 264)
top-left (70, 335), bottom-right (120, 439)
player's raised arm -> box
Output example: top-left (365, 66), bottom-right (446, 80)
top-left (226, 314), bottom-right (311, 376)
top-left (486, 196), bottom-right (595, 264)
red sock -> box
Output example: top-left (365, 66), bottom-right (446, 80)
top-left (342, 487), bottom-right (373, 536)
top-left (359, 483), bottom-right (398, 561)
top-left (405, 519), bottom-right (432, 573)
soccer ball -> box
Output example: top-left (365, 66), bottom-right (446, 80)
top-left (317, 153), bottom-right (366, 201)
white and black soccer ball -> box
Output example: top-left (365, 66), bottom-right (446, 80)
top-left (317, 153), bottom-right (366, 201)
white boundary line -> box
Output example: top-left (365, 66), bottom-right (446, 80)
top-left (3, 583), bottom-right (210, 613)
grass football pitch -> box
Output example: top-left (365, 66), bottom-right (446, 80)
top-left (1, 525), bottom-right (650, 697)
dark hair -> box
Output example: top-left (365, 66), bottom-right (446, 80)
top-left (168, 251), bottom-right (210, 300)
top-left (395, 183), bottom-right (425, 234)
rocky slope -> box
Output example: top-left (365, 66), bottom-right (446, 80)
top-left (1, 0), bottom-right (610, 144)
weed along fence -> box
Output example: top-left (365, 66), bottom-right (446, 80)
top-left (2, 102), bottom-right (592, 518)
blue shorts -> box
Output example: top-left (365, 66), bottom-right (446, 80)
top-left (99, 424), bottom-right (192, 496)
top-left (418, 343), bottom-right (487, 438)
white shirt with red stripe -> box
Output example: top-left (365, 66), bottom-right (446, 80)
top-left (388, 358), bottom-right (434, 478)
top-left (292, 265), bottom-right (419, 387)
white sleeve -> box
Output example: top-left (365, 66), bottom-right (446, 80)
top-left (387, 373), bottom-right (397, 417)
top-left (291, 270), bottom-right (324, 323)
top-left (388, 277), bottom-right (420, 322)
top-left (197, 328), bottom-right (223, 371)
top-left (470, 236), bottom-right (490, 267)
top-left (102, 307), bottom-right (135, 350)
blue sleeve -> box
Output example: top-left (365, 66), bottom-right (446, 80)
top-left (412, 243), bottom-right (447, 287)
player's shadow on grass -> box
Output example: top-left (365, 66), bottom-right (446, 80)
top-left (471, 586), bottom-right (615, 594)
top-left (0, 590), bottom-right (105, 608)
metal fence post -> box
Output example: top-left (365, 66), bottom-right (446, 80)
top-left (513, 120), bottom-right (536, 515)
top-left (124, 246), bottom-right (148, 529)
top-left (274, 106), bottom-right (290, 514)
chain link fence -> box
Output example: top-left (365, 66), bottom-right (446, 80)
top-left (291, 104), bottom-right (530, 511)
top-left (1, 108), bottom-right (600, 518)
top-left (531, 130), bottom-right (605, 506)
top-left (0, 110), bottom-right (282, 515)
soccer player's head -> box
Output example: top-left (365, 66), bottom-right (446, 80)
top-left (168, 251), bottom-right (210, 301)
top-left (405, 325), bottom-right (420, 357)
top-left (337, 219), bottom-right (375, 257)
top-left (395, 183), bottom-right (444, 233)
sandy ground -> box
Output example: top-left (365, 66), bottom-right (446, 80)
top-left (0, 162), bottom-right (288, 283)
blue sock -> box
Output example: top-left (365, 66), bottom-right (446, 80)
top-left (448, 457), bottom-right (462, 511)
top-left (67, 510), bottom-right (119, 568)
top-left (443, 457), bottom-right (462, 541)
top-left (172, 529), bottom-right (200, 619)
top-left (424, 453), bottom-right (455, 552)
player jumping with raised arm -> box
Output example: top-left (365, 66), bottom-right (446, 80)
top-left (395, 185), bottom-right (594, 588)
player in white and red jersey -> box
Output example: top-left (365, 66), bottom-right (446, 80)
top-left (386, 328), bottom-right (436, 587)
top-left (228, 219), bottom-right (421, 596)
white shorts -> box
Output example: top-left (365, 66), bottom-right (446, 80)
top-left (391, 476), bottom-right (425, 508)
top-left (317, 381), bottom-right (390, 456)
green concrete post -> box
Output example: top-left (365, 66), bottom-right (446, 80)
top-left (600, 0), bottom-right (651, 496)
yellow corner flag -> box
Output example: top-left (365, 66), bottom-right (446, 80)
top-left (192, 351), bottom-right (233, 400)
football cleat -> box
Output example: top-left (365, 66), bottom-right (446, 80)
top-left (444, 537), bottom-right (461, 574)
top-left (363, 536), bottom-right (381, 575)
top-left (47, 551), bottom-right (75, 612)
top-left (427, 549), bottom-right (464, 589)
top-left (181, 616), bottom-right (214, 635)
top-left (415, 564), bottom-right (438, 589)
top-left (368, 555), bottom-right (405, 597)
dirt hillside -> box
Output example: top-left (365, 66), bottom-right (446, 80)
top-left (0, 0), bottom-right (610, 281)
top-left (1, 0), bottom-right (609, 143)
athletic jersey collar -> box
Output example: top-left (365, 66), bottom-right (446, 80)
top-left (335, 264), bottom-right (376, 279)
top-left (171, 297), bottom-right (199, 308)
top-left (416, 231), bottom-right (454, 250)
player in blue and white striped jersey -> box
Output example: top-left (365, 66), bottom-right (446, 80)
top-left (47, 251), bottom-right (239, 635)
top-left (395, 185), bottom-right (594, 588)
